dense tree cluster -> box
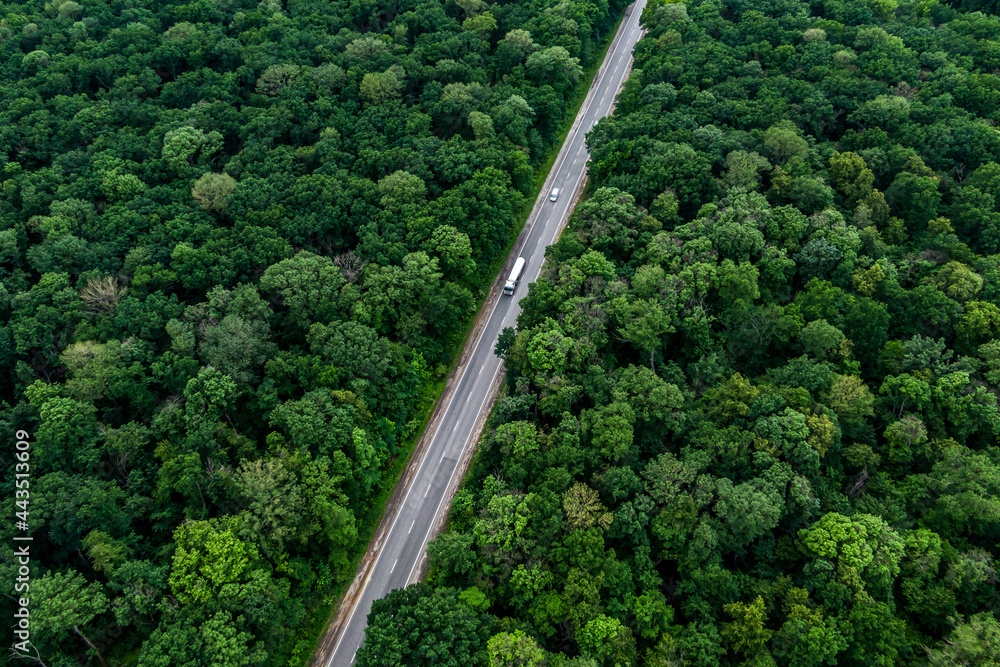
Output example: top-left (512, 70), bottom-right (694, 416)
top-left (365, 0), bottom-right (1000, 664)
top-left (0, 0), bottom-right (627, 662)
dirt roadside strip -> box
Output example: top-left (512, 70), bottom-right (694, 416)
top-left (309, 5), bottom-right (645, 664)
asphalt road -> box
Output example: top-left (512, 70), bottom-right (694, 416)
top-left (323, 3), bottom-right (647, 664)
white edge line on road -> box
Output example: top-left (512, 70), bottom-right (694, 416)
top-left (515, 0), bottom-right (634, 266)
top-left (325, 3), bottom-right (646, 663)
top-left (544, 3), bottom-right (645, 257)
top-left (325, 324), bottom-right (501, 663)
top-left (405, 361), bottom-right (504, 587)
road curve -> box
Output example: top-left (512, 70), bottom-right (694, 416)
top-left (319, 3), bottom-right (648, 664)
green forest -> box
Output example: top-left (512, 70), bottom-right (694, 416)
top-left (357, 0), bottom-right (1000, 665)
top-left (0, 0), bottom-right (628, 662)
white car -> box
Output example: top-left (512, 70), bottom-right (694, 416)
top-left (550, 188), bottom-right (560, 202)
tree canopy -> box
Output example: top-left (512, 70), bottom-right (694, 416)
top-left (0, 0), bottom-right (628, 662)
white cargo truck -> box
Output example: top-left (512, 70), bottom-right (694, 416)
top-left (503, 257), bottom-right (526, 296)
